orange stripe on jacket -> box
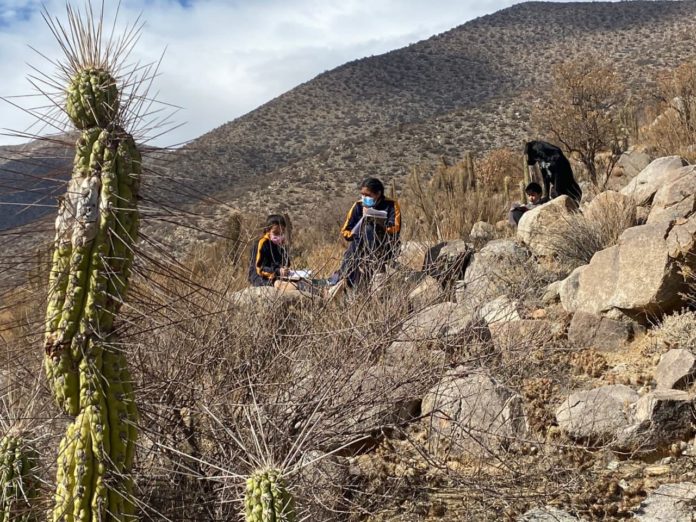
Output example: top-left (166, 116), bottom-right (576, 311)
top-left (341, 202), bottom-right (358, 240)
top-left (386, 198), bottom-right (401, 235)
top-left (255, 234), bottom-right (275, 280)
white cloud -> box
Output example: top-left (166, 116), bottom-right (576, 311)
top-left (0, 0), bottom-right (603, 146)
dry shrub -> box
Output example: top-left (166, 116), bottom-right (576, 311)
top-left (642, 61), bottom-right (696, 160)
top-left (542, 198), bottom-right (636, 273)
top-left (477, 147), bottom-right (524, 193)
top-left (401, 161), bottom-right (507, 242)
top-left (652, 309), bottom-right (696, 351)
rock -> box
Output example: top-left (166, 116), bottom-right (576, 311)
top-left (518, 506), bottom-right (580, 522)
top-left (542, 280), bottom-right (562, 305)
top-left (634, 482), bottom-right (696, 521)
top-left (422, 371), bottom-right (527, 457)
top-left (559, 265), bottom-right (586, 312)
top-left (555, 385), bottom-right (639, 441)
top-left (479, 295), bottom-right (521, 325)
top-left (615, 147), bottom-right (653, 180)
top-left (424, 240), bottom-right (473, 284)
top-left (616, 390), bottom-right (695, 451)
top-left (517, 196), bottom-right (579, 256)
top-left (636, 205), bottom-right (650, 225)
top-left (383, 341), bottom-right (446, 369)
top-left (470, 220), bottom-right (495, 241)
top-left (583, 190), bottom-right (636, 230)
top-left (407, 275), bottom-right (443, 310)
top-left (567, 312), bottom-right (638, 352)
top-left (489, 320), bottom-right (564, 354)
top-left (560, 215), bottom-right (696, 321)
top-left (621, 156), bottom-right (689, 206)
top-left (399, 302), bottom-right (486, 342)
top-left (397, 241), bottom-right (435, 271)
top-left (227, 285), bottom-right (305, 309)
top-left (457, 239), bottom-right (531, 310)
top-left (655, 349), bottom-right (696, 390)
top-left (648, 166), bottom-right (696, 223)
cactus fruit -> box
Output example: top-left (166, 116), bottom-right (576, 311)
top-left (0, 434), bottom-right (39, 522)
top-left (244, 468), bottom-right (296, 522)
top-left (44, 66), bottom-right (140, 522)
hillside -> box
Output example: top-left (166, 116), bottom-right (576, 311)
top-left (153, 0), bottom-right (696, 236)
top-left (5, 0), bottom-right (696, 283)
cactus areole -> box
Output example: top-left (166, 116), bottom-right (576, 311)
top-left (44, 67), bottom-right (141, 522)
top-left (244, 468), bottom-right (296, 522)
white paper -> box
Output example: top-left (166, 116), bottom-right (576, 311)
top-left (287, 269), bottom-right (312, 280)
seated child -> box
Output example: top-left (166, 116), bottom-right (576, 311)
top-left (508, 182), bottom-right (548, 226)
top-left (329, 177), bottom-right (401, 289)
top-left (248, 214), bottom-right (290, 287)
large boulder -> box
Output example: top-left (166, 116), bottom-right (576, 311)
top-left (424, 240), bottom-right (473, 284)
top-left (469, 220), bottom-right (495, 242)
top-left (654, 349), bottom-right (696, 390)
top-left (478, 295), bottom-right (521, 325)
top-left (555, 385), bottom-right (639, 441)
top-left (456, 239), bottom-right (531, 310)
top-left (517, 196), bottom-right (579, 256)
top-left (614, 147), bottom-right (652, 181)
top-left (634, 482), bottom-right (696, 521)
top-left (560, 214), bottom-right (696, 321)
top-left (397, 241), bottom-right (435, 271)
top-left (422, 371), bottom-right (527, 458)
top-left (620, 156), bottom-right (689, 206)
top-left (583, 190), bottom-right (636, 230)
top-left (407, 275), bottom-right (443, 310)
top-left (647, 166), bottom-right (696, 223)
top-left (399, 302), bottom-right (486, 342)
top-left (616, 390), bottom-right (695, 451)
top-left (568, 312), bottom-right (639, 352)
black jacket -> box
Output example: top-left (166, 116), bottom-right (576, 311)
top-left (248, 233), bottom-right (290, 286)
top-left (340, 197), bottom-right (401, 241)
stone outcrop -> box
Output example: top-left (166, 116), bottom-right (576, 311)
top-left (559, 214), bottom-right (696, 321)
top-left (568, 312), bottom-right (640, 352)
top-left (654, 349), bottom-right (696, 390)
top-left (422, 371), bottom-right (527, 457)
top-left (620, 156), bottom-right (689, 206)
top-left (517, 196), bottom-right (579, 256)
top-left (634, 482), bottom-right (696, 521)
top-left (555, 385), bottom-right (639, 441)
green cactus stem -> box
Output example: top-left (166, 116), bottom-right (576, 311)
top-left (44, 66), bottom-right (141, 522)
top-left (0, 434), bottom-right (39, 522)
top-left (244, 468), bottom-right (296, 522)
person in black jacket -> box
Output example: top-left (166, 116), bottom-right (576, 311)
top-left (248, 214), bottom-right (290, 287)
top-left (330, 177), bottom-right (401, 288)
top-left (524, 140), bottom-right (582, 203)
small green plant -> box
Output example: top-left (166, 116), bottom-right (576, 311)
top-left (244, 468), bottom-right (296, 522)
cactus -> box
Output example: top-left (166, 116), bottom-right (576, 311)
top-left (503, 176), bottom-right (512, 204)
top-left (44, 65), bottom-right (141, 521)
top-left (244, 468), bottom-right (296, 522)
top-left (0, 434), bottom-right (39, 522)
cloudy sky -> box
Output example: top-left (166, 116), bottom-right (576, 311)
top-left (0, 1), bottom-right (587, 146)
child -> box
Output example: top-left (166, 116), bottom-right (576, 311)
top-left (508, 182), bottom-right (548, 226)
top-left (330, 177), bottom-right (401, 288)
top-left (248, 214), bottom-right (290, 287)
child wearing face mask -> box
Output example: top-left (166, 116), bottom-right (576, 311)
top-left (248, 214), bottom-right (291, 287)
top-left (329, 177), bottom-right (401, 288)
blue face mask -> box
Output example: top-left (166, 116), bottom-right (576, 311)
top-left (362, 196), bottom-right (376, 208)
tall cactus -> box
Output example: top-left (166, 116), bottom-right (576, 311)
top-left (0, 433), bottom-right (39, 522)
top-left (244, 468), bottom-right (296, 522)
top-left (40, 12), bottom-right (143, 522)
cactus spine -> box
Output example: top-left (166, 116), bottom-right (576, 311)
top-left (0, 434), bottom-right (39, 522)
top-left (244, 468), bottom-right (296, 522)
top-left (44, 65), bottom-right (141, 522)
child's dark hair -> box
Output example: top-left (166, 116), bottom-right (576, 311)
top-left (360, 177), bottom-right (385, 196)
top-left (264, 214), bottom-right (287, 231)
top-left (525, 182), bottom-right (542, 195)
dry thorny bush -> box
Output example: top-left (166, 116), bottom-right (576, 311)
top-left (1, 217), bottom-right (650, 521)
